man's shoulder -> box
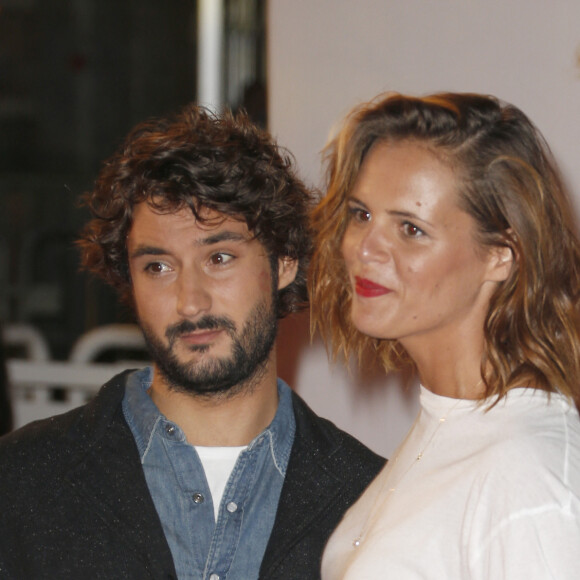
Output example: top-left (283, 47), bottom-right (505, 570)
top-left (0, 370), bottom-right (133, 478)
top-left (0, 399), bottom-right (87, 462)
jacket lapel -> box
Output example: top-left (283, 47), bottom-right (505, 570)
top-left (260, 392), bottom-right (347, 575)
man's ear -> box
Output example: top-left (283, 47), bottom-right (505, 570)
top-left (277, 257), bottom-right (299, 290)
top-left (487, 243), bottom-right (514, 283)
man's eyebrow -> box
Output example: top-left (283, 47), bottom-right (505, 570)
top-left (196, 231), bottom-right (248, 246)
top-left (129, 245), bottom-right (167, 259)
top-left (129, 231), bottom-right (248, 259)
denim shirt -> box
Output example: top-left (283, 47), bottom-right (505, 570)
top-left (122, 367), bottom-right (296, 580)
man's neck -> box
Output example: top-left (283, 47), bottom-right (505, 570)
top-left (148, 362), bottom-right (280, 447)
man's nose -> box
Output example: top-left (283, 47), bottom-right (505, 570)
top-left (175, 269), bottom-right (212, 318)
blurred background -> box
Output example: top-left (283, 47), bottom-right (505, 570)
top-left (0, 0), bottom-right (266, 358)
top-left (1, 0), bottom-right (579, 455)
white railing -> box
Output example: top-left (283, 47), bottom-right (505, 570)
top-left (3, 323), bottom-right (149, 429)
top-left (7, 359), bottom-right (144, 428)
top-left (2, 323), bottom-right (51, 361)
top-left (69, 324), bottom-right (146, 363)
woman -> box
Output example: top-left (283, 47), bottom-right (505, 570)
top-left (310, 92), bottom-right (580, 578)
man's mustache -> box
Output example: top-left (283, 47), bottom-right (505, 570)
top-left (165, 316), bottom-right (237, 345)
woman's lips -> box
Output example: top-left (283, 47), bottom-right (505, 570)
top-left (354, 276), bottom-right (392, 297)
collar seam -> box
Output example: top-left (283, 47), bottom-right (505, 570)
top-left (141, 415), bottom-right (163, 463)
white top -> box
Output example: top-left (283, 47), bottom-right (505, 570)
top-left (195, 445), bottom-right (246, 521)
top-left (322, 386), bottom-right (580, 579)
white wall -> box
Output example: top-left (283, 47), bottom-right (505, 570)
top-left (269, 0), bottom-right (580, 457)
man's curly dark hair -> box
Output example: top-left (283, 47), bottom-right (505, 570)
top-left (78, 104), bottom-right (313, 318)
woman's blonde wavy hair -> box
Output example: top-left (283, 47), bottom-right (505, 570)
top-left (309, 92), bottom-right (580, 404)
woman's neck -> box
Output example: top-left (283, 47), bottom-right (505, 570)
top-left (402, 332), bottom-right (486, 400)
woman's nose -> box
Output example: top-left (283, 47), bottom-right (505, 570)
top-left (356, 226), bottom-right (392, 264)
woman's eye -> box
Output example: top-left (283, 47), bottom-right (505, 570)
top-left (348, 206), bottom-right (371, 223)
top-left (209, 252), bottom-right (234, 265)
top-left (402, 221), bottom-right (424, 237)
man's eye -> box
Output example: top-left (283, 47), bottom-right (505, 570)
top-left (145, 262), bottom-right (170, 274)
top-left (402, 221), bottom-right (424, 237)
top-left (209, 253), bottom-right (234, 265)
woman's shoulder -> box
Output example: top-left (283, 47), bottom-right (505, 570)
top-left (467, 390), bottom-right (580, 509)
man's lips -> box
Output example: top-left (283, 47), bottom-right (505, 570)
top-left (177, 329), bottom-right (224, 345)
top-left (354, 276), bottom-right (392, 297)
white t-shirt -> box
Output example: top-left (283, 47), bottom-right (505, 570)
top-left (322, 386), bottom-right (580, 579)
top-left (195, 445), bottom-right (246, 521)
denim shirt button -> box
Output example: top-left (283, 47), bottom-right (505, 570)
top-left (192, 492), bottom-right (205, 504)
top-left (209, 574), bottom-right (220, 580)
top-left (226, 501), bottom-right (238, 513)
top-left (165, 424), bottom-right (176, 436)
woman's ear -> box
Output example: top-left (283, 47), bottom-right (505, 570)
top-left (487, 242), bottom-right (515, 283)
top-left (277, 257), bottom-right (299, 290)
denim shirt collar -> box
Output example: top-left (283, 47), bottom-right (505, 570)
top-left (122, 366), bottom-right (295, 476)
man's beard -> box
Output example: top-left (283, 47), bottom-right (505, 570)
top-left (140, 298), bottom-right (278, 399)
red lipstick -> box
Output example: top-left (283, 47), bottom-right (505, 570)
top-left (354, 276), bottom-right (392, 297)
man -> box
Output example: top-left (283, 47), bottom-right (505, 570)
top-left (0, 106), bottom-right (384, 579)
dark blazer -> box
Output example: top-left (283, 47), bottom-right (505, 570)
top-left (0, 371), bottom-right (384, 579)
